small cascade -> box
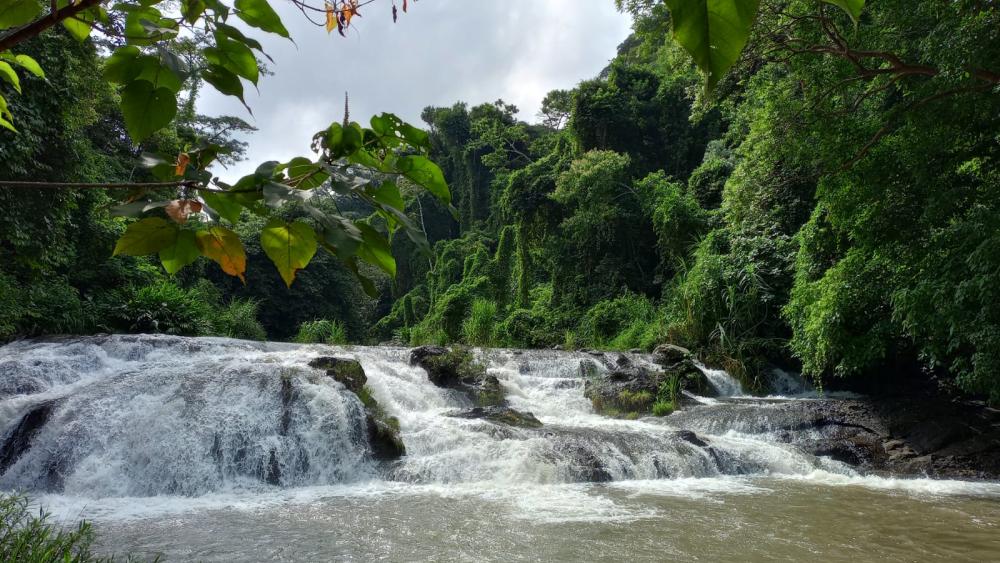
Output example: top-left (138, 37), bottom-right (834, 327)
top-left (0, 336), bottom-right (862, 500)
top-left (695, 363), bottom-right (745, 397)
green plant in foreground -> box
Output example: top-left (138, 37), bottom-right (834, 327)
top-left (0, 494), bottom-right (96, 562)
top-left (294, 319), bottom-right (348, 345)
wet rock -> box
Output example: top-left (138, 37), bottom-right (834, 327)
top-left (309, 357), bottom-right (367, 395)
top-left (310, 356), bottom-right (405, 462)
top-left (410, 346), bottom-right (506, 407)
top-left (367, 414), bottom-right (406, 461)
top-left (450, 406), bottom-right (543, 429)
top-left (675, 430), bottom-right (709, 448)
top-left (584, 355), bottom-right (702, 417)
top-left (0, 400), bottom-right (58, 474)
top-left (652, 344), bottom-right (691, 367)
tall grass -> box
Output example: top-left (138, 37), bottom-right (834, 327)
top-left (462, 299), bottom-right (497, 346)
top-left (215, 299), bottom-right (267, 341)
top-left (293, 319), bottom-right (348, 345)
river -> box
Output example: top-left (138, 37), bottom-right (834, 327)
top-left (2, 335), bottom-right (998, 561)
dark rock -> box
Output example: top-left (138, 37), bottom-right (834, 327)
top-left (552, 345), bottom-right (563, 351)
top-left (652, 344), bottom-right (691, 367)
top-left (676, 430), bottom-right (709, 448)
top-left (629, 348), bottom-right (643, 354)
top-left (584, 355), bottom-right (703, 417)
top-left (579, 359), bottom-right (600, 379)
top-left (0, 400), bottom-right (58, 474)
top-left (450, 406), bottom-right (543, 428)
top-left (309, 357), bottom-right (367, 395)
top-left (410, 346), bottom-right (505, 407)
top-left (264, 449), bottom-right (281, 485)
top-left (366, 414), bottom-right (406, 460)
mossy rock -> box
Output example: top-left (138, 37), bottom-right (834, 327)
top-left (309, 356), bottom-right (367, 395)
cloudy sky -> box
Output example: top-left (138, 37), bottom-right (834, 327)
top-left (198, 0), bottom-right (633, 180)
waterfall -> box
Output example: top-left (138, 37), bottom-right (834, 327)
top-left (0, 335), bottom-right (854, 499)
top-left (695, 363), bottom-right (745, 396)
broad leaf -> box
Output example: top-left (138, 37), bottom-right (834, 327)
top-left (159, 229), bottom-right (200, 274)
top-left (204, 36), bottom-right (259, 84)
top-left (822, 0), bottom-right (864, 23)
top-left (114, 217), bottom-right (178, 256)
top-left (11, 54), bottom-right (43, 78)
top-left (664, 0), bottom-right (761, 93)
top-left (202, 65), bottom-right (249, 109)
top-left (104, 47), bottom-right (144, 83)
top-left (196, 226), bottom-right (247, 282)
top-left (120, 80), bottom-right (177, 141)
top-left (165, 199), bottom-right (203, 224)
top-left (371, 181), bottom-right (404, 211)
top-left (397, 155), bottom-right (450, 204)
top-left (356, 223), bottom-right (396, 276)
top-left (261, 219), bottom-right (317, 287)
top-left (234, 0), bottom-right (290, 38)
top-left (200, 192), bottom-right (244, 224)
top-left (0, 0), bottom-right (41, 29)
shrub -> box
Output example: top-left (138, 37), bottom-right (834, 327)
top-left (462, 299), bottom-right (498, 346)
top-left (294, 319), bottom-right (348, 345)
top-left (216, 299), bottom-right (267, 341)
top-left (651, 401), bottom-right (674, 417)
top-left (123, 280), bottom-right (216, 336)
top-left (579, 293), bottom-right (659, 349)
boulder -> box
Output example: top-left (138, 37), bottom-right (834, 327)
top-left (367, 414), bottom-right (406, 461)
top-left (309, 357), bottom-right (367, 395)
top-left (309, 356), bottom-right (406, 462)
top-left (584, 354), bottom-right (703, 418)
top-left (652, 344), bottom-right (691, 367)
top-left (0, 400), bottom-right (58, 474)
top-left (410, 346), bottom-right (506, 407)
top-left (450, 406), bottom-right (543, 429)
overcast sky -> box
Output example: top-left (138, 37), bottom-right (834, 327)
top-left (198, 0), bottom-right (633, 180)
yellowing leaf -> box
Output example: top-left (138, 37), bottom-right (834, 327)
top-left (159, 229), bottom-right (200, 274)
top-left (175, 152), bottom-right (190, 176)
top-left (114, 217), bottom-right (178, 256)
top-left (165, 199), bottom-right (203, 224)
top-left (325, 2), bottom-right (336, 33)
top-left (261, 218), bottom-right (317, 287)
top-left (196, 226), bottom-right (247, 282)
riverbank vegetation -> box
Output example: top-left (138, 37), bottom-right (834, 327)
top-left (2, 1), bottom-right (998, 403)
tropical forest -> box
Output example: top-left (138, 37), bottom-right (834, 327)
top-left (1, 0), bottom-right (999, 561)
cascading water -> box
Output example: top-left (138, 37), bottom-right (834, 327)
top-left (2, 335), bottom-right (999, 562)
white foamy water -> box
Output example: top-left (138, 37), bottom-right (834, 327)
top-left (1, 336), bottom-right (998, 562)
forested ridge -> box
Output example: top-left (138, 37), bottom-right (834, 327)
top-left (2, 0), bottom-right (999, 403)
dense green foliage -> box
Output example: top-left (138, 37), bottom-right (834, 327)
top-left (371, 0), bottom-right (1000, 402)
top-left (2, 1), bottom-right (998, 405)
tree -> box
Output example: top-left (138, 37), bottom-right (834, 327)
top-left (0, 0), bottom-right (440, 290)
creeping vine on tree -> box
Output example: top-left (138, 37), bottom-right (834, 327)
top-left (0, 0), bottom-right (443, 289)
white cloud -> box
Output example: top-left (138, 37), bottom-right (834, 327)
top-left (198, 0), bottom-right (632, 180)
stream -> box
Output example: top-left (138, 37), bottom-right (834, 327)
top-left (1, 335), bottom-right (998, 561)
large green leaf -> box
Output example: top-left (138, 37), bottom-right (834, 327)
top-left (822, 0), bottom-right (864, 22)
top-left (204, 36), bottom-right (259, 84)
top-left (159, 229), bottom-right (200, 274)
top-left (120, 80), bottom-right (177, 141)
top-left (260, 219), bottom-right (317, 287)
top-left (397, 155), bottom-right (450, 204)
top-left (104, 47), bottom-right (143, 83)
top-left (0, 0), bottom-right (41, 29)
top-left (114, 217), bottom-right (178, 256)
top-left (664, 0), bottom-right (761, 93)
top-left (355, 223), bottom-right (396, 277)
top-left (234, 0), bottom-right (289, 38)
top-left (202, 65), bottom-right (248, 109)
top-left (0, 93), bottom-right (15, 131)
top-left (200, 192), bottom-right (244, 224)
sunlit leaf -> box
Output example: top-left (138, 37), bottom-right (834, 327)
top-left (0, 0), bottom-right (41, 29)
top-left (11, 54), bottom-right (43, 78)
top-left (0, 62), bottom-right (21, 94)
top-left (199, 192), bottom-right (244, 224)
top-left (397, 155), bottom-right (450, 204)
top-left (356, 222), bottom-right (395, 276)
top-left (261, 218), bottom-right (318, 287)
